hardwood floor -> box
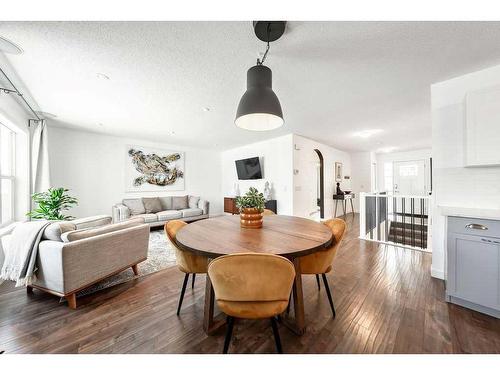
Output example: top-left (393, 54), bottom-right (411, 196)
top-left (1, 214), bottom-right (500, 354)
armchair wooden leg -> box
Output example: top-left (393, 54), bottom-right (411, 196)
top-left (191, 273), bottom-right (196, 289)
top-left (223, 316), bottom-right (235, 354)
top-left (66, 293), bottom-right (77, 309)
top-left (131, 264), bottom-right (139, 276)
top-left (315, 274), bottom-right (321, 290)
top-left (321, 273), bottom-right (336, 318)
top-left (270, 316), bottom-right (283, 354)
top-left (177, 273), bottom-right (189, 315)
top-left (26, 286), bottom-right (34, 294)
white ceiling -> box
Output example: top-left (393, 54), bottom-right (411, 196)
top-left (2, 21), bottom-right (500, 152)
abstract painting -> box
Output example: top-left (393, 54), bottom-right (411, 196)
top-left (125, 145), bottom-right (185, 192)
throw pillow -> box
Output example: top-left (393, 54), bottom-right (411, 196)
top-left (71, 215), bottom-right (112, 230)
top-left (43, 221), bottom-right (77, 241)
top-left (123, 199), bottom-right (146, 215)
top-left (142, 197), bottom-right (163, 213)
top-left (188, 196), bottom-right (200, 209)
top-left (172, 195), bottom-right (189, 210)
top-left (61, 219), bottom-right (144, 243)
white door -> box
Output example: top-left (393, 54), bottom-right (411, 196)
top-left (393, 160), bottom-right (427, 196)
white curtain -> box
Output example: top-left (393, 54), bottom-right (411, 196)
top-left (31, 120), bottom-right (50, 194)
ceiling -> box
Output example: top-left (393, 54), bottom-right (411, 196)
top-left (2, 21), bottom-right (500, 152)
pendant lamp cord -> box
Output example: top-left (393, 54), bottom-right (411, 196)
top-left (257, 23), bottom-right (271, 66)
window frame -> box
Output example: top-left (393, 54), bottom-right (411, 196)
top-left (0, 122), bottom-right (16, 228)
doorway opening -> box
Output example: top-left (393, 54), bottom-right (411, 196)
top-left (313, 149), bottom-right (324, 219)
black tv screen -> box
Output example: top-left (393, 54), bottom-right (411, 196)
top-left (235, 157), bottom-right (262, 180)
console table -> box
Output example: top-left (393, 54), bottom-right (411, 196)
top-left (224, 197), bottom-right (277, 215)
top-left (333, 193), bottom-right (355, 217)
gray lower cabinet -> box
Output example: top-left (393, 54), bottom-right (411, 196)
top-left (446, 216), bottom-right (500, 318)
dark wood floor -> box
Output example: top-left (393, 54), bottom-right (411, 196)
top-left (2, 214), bottom-right (500, 354)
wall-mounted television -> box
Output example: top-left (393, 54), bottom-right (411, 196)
top-left (235, 157), bottom-right (262, 180)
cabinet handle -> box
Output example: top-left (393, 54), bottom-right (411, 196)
top-left (465, 223), bottom-right (488, 230)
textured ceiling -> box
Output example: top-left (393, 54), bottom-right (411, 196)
top-left (2, 21), bottom-right (500, 151)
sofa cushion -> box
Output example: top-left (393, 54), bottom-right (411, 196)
top-left (62, 219), bottom-right (145, 243)
top-left (71, 215), bottom-right (112, 230)
top-left (123, 199), bottom-right (146, 215)
top-left (43, 221), bottom-right (76, 241)
top-left (157, 210), bottom-right (182, 221)
top-left (172, 195), bottom-right (188, 210)
top-left (134, 213), bottom-right (158, 223)
top-left (180, 208), bottom-right (203, 218)
top-left (159, 196), bottom-right (173, 210)
top-left (188, 195), bottom-right (200, 209)
top-left (142, 197), bottom-right (162, 213)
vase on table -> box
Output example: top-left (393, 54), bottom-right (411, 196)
top-left (240, 207), bottom-right (263, 229)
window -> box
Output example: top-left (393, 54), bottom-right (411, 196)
top-left (0, 122), bottom-right (15, 226)
top-left (398, 164), bottom-right (418, 177)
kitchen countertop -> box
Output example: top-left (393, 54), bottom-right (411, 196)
top-left (439, 206), bottom-right (500, 221)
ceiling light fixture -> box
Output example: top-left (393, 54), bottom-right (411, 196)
top-left (0, 36), bottom-right (23, 55)
top-left (352, 129), bottom-right (383, 138)
top-left (235, 21), bottom-right (286, 131)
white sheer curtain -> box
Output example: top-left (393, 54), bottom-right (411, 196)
top-left (31, 120), bottom-right (50, 194)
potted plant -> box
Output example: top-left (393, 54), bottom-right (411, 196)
top-left (27, 187), bottom-right (78, 220)
top-left (235, 187), bottom-right (266, 229)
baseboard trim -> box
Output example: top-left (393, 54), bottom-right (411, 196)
top-left (431, 267), bottom-right (445, 280)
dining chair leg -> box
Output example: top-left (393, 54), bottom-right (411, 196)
top-left (191, 273), bottom-right (196, 289)
top-left (270, 316), bottom-right (283, 354)
top-left (315, 274), bottom-right (321, 290)
top-left (223, 316), bottom-right (235, 354)
top-left (321, 273), bottom-right (336, 318)
top-left (177, 273), bottom-right (190, 316)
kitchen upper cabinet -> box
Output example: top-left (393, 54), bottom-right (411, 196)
top-left (465, 85), bottom-right (500, 167)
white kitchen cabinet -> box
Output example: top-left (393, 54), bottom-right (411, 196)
top-left (465, 85), bottom-right (500, 167)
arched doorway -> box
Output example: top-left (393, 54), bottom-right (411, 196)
top-left (314, 149), bottom-right (324, 219)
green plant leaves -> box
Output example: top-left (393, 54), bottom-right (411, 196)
top-left (26, 187), bottom-right (78, 220)
top-left (235, 187), bottom-right (266, 212)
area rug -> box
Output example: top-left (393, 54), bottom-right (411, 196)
top-left (76, 229), bottom-right (177, 298)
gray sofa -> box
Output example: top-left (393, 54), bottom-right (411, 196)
top-left (13, 215), bottom-right (150, 309)
top-left (112, 195), bottom-right (209, 227)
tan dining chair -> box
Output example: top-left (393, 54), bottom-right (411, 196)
top-left (298, 218), bottom-right (346, 318)
top-left (208, 253), bottom-right (295, 354)
top-left (165, 220), bottom-right (209, 315)
top-left (262, 208), bottom-right (276, 216)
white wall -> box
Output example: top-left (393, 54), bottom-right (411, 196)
top-left (293, 135), bottom-right (352, 218)
top-left (431, 64), bottom-right (500, 279)
top-left (48, 126), bottom-right (223, 218)
top-left (349, 152), bottom-right (374, 212)
top-left (376, 148), bottom-right (432, 193)
top-left (221, 134), bottom-right (294, 215)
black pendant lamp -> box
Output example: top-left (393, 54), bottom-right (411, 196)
top-left (235, 21), bottom-right (286, 131)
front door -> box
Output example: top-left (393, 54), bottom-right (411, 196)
top-left (393, 159), bottom-right (427, 196)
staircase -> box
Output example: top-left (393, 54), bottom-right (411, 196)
top-left (388, 214), bottom-right (428, 249)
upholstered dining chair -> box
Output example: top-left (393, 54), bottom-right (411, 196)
top-left (262, 208), bottom-right (276, 216)
top-left (165, 220), bottom-right (209, 315)
top-left (208, 253), bottom-right (295, 354)
top-left (298, 218), bottom-right (346, 318)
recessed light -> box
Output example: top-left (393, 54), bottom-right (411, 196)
top-left (378, 147), bottom-right (398, 153)
top-left (202, 107), bottom-right (211, 112)
top-left (352, 129), bottom-right (383, 138)
top-left (0, 36), bottom-right (23, 55)
top-left (98, 123), bottom-right (104, 127)
top-left (96, 73), bottom-right (110, 80)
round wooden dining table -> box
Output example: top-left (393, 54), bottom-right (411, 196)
top-left (175, 214), bottom-right (333, 336)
